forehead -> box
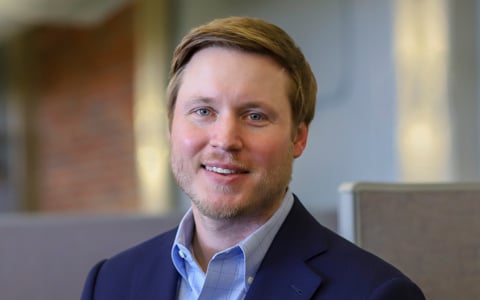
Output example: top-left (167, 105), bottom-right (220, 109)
top-left (178, 47), bottom-right (291, 104)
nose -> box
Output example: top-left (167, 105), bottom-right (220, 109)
top-left (210, 114), bottom-right (243, 151)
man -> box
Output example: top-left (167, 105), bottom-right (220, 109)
top-left (81, 17), bottom-right (425, 299)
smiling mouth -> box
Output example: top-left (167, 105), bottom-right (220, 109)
top-left (203, 165), bottom-right (249, 175)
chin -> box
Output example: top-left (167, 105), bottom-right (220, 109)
top-left (192, 193), bottom-right (248, 220)
top-left (195, 203), bottom-right (243, 220)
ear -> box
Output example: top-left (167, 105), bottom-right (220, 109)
top-left (293, 122), bottom-right (308, 158)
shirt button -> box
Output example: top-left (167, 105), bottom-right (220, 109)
top-left (178, 250), bottom-right (187, 259)
top-left (247, 276), bottom-right (254, 285)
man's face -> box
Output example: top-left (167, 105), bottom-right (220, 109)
top-left (170, 47), bottom-right (307, 220)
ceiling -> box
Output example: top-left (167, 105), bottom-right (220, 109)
top-left (0, 0), bottom-right (128, 42)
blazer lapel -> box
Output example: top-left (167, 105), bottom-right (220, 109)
top-left (246, 255), bottom-right (324, 299)
top-left (246, 197), bottom-right (328, 299)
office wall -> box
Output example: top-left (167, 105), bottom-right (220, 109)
top-left (448, 0), bottom-right (480, 180)
top-left (26, 5), bottom-right (138, 212)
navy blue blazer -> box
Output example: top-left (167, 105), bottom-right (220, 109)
top-left (81, 198), bottom-right (425, 299)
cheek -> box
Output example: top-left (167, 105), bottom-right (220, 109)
top-left (248, 135), bottom-right (293, 165)
top-left (170, 123), bottom-right (206, 155)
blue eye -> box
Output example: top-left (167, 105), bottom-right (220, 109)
top-left (249, 113), bottom-right (264, 121)
top-left (195, 108), bottom-right (211, 116)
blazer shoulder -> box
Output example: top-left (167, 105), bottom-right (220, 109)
top-left (100, 227), bottom-right (177, 274)
top-left (80, 228), bottom-right (179, 300)
top-left (313, 225), bottom-right (425, 299)
top-left (368, 276), bottom-right (425, 300)
top-left (81, 259), bottom-right (107, 300)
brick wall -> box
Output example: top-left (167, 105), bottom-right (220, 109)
top-left (30, 4), bottom-right (139, 212)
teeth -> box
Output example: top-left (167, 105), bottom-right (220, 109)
top-left (205, 166), bottom-right (236, 174)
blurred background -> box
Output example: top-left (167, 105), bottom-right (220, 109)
top-left (0, 0), bottom-right (479, 220)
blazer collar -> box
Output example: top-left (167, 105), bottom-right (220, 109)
top-left (245, 196), bottom-right (328, 299)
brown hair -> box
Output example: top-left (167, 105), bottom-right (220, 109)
top-left (167, 16), bottom-right (317, 128)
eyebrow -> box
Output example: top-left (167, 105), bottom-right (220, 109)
top-left (180, 96), bottom-right (214, 109)
top-left (184, 96), bottom-right (215, 105)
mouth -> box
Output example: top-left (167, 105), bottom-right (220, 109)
top-left (202, 164), bottom-right (249, 175)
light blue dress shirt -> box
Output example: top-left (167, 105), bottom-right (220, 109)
top-left (171, 190), bottom-right (294, 300)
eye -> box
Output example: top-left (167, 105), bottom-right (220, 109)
top-left (248, 112), bottom-right (266, 121)
top-left (194, 108), bottom-right (211, 116)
